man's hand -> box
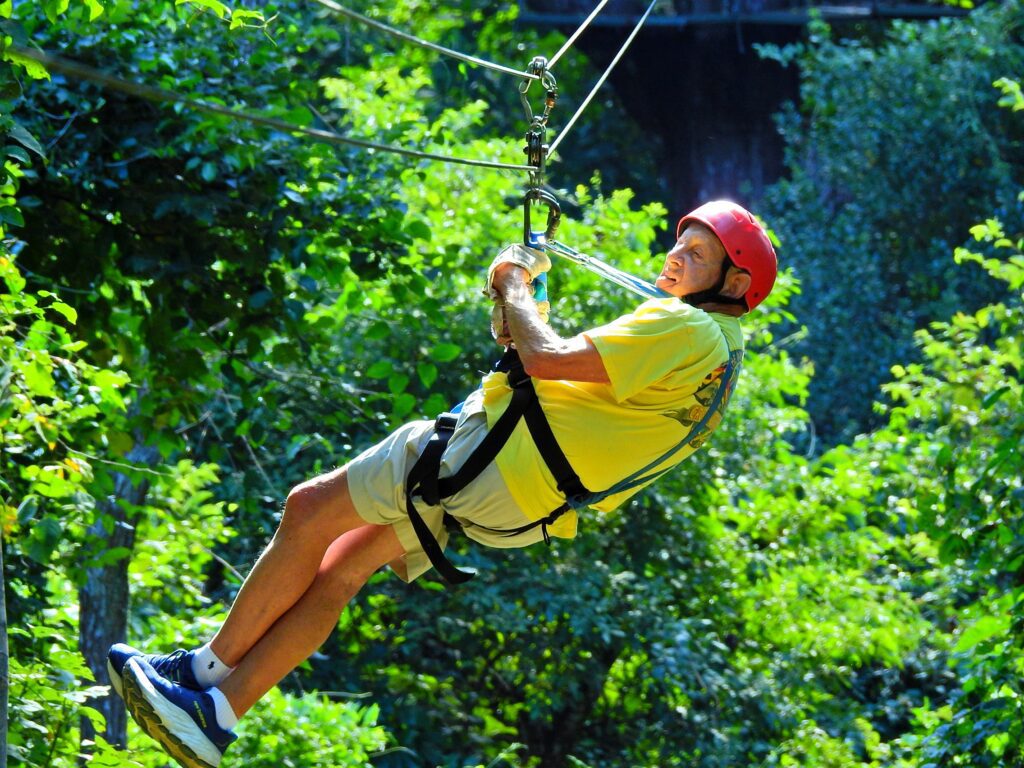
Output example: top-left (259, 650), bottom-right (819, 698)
top-left (485, 244), bottom-right (551, 299)
top-left (490, 261), bottom-right (531, 299)
top-left (492, 303), bottom-right (512, 346)
top-left (490, 263), bottom-right (549, 346)
top-left (488, 262), bottom-right (609, 383)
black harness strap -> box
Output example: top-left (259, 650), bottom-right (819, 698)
top-left (404, 421), bottom-right (466, 583)
top-left (432, 385), bottom-right (531, 502)
top-left (521, 395), bottom-right (588, 503)
top-left (403, 349), bottom-right (588, 585)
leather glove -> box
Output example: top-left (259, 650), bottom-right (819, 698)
top-left (484, 243), bottom-right (552, 300)
top-left (491, 273), bottom-right (551, 344)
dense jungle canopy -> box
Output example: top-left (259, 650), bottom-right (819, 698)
top-left (1, 1), bottom-right (1022, 766)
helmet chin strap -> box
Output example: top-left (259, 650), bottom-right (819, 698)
top-left (684, 256), bottom-right (747, 308)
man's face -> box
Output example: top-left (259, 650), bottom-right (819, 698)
top-left (656, 223), bottom-right (728, 299)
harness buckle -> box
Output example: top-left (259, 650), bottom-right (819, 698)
top-left (434, 412), bottom-right (458, 432)
top-left (494, 348), bottom-right (531, 389)
top-left (505, 364), bottom-right (532, 390)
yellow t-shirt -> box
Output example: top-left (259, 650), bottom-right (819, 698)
top-left (481, 299), bottom-right (744, 538)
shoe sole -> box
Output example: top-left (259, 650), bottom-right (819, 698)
top-left (107, 658), bottom-right (124, 699)
top-left (122, 659), bottom-right (222, 768)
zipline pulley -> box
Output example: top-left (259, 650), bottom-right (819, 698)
top-left (519, 56), bottom-right (557, 195)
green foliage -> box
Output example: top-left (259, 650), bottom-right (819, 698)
top-left (126, 461), bottom-right (235, 611)
top-left (5, 2), bottom-right (1024, 767)
top-left (878, 217), bottom-right (1024, 766)
top-left (1, 249), bottom-right (126, 587)
top-left (6, 611), bottom-right (125, 767)
top-left (759, 3), bottom-right (1024, 442)
top-left (1, 238), bottom-right (232, 766)
top-left (232, 689), bottom-right (389, 767)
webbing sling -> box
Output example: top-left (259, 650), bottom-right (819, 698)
top-left (404, 350), bottom-right (589, 585)
top-left (579, 347), bottom-right (742, 507)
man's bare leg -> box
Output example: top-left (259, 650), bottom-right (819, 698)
top-left (207, 466), bottom-right (381, 666)
top-left (115, 464), bottom-right (404, 766)
top-left (217, 521), bottom-right (404, 716)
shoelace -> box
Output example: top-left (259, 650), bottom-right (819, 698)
top-left (151, 649), bottom-right (190, 682)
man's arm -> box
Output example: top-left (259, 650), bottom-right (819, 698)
top-left (492, 263), bottom-right (610, 384)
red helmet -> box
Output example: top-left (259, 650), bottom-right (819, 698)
top-left (676, 200), bottom-right (777, 311)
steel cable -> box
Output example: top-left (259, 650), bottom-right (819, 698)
top-left (310, 0), bottom-right (540, 81)
top-left (548, 0), bottom-right (657, 159)
top-left (11, 46), bottom-right (535, 173)
top-left (544, 240), bottom-right (667, 299)
top-left (546, 0), bottom-right (615, 70)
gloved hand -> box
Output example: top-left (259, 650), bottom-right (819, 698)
top-left (484, 243), bottom-right (552, 300)
top-left (490, 272), bottom-right (551, 345)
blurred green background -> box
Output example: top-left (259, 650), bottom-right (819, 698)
top-left (2, 1), bottom-right (1022, 766)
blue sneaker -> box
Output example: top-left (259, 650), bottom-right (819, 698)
top-left (107, 644), bottom-right (201, 699)
top-left (123, 657), bottom-right (237, 768)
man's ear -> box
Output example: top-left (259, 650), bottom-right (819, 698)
top-left (721, 268), bottom-right (752, 300)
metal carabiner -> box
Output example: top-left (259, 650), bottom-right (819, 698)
top-left (538, 70), bottom-right (558, 127)
top-left (523, 189), bottom-right (562, 248)
top-left (518, 56), bottom-right (549, 124)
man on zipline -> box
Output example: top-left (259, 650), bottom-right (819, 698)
top-left (108, 200), bottom-right (776, 768)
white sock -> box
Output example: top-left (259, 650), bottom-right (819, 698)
top-left (192, 643), bottom-right (234, 688)
top-left (206, 686), bottom-right (240, 731)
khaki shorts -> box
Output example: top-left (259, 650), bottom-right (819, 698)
top-left (347, 389), bottom-right (546, 581)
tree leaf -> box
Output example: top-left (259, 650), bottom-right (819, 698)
top-left (178, 0), bottom-right (229, 19)
top-left (6, 145), bottom-right (31, 164)
top-left (49, 300), bottom-right (78, 324)
top-left (0, 205), bottom-right (25, 227)
top-left (405, 219), bottom-right (432, 241)
top-left (366, 361), bottom-right (392, 379)
top-left (981, 386), bottom-right (1010, 409)
top-left (955, 615), bottom-right (1010, 653)
top-left (387, 373), bottom-right (409, 395)
top-left (23, 356), bottom-right (56, 397)
top-left (43, 0), bottom-right (70, 23)
top-left (430, 342), bottom-right (461, 363)
top-left (392, 392), bottom-right (416, 418)
top-left (417, 362), bottom-right (437, 388)
top-left (6, 51), bottom-right (50, 81)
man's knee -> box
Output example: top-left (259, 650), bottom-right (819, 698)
top-left (280, 468), bottom-right (350, 538)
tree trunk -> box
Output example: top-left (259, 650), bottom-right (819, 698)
top-left (78, 442), bottom-right (160, 750)
top-left (1, 532), bottom-right (9, 768)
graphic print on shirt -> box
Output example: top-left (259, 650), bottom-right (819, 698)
top-left (662, 349), bottom-right (744, 451)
